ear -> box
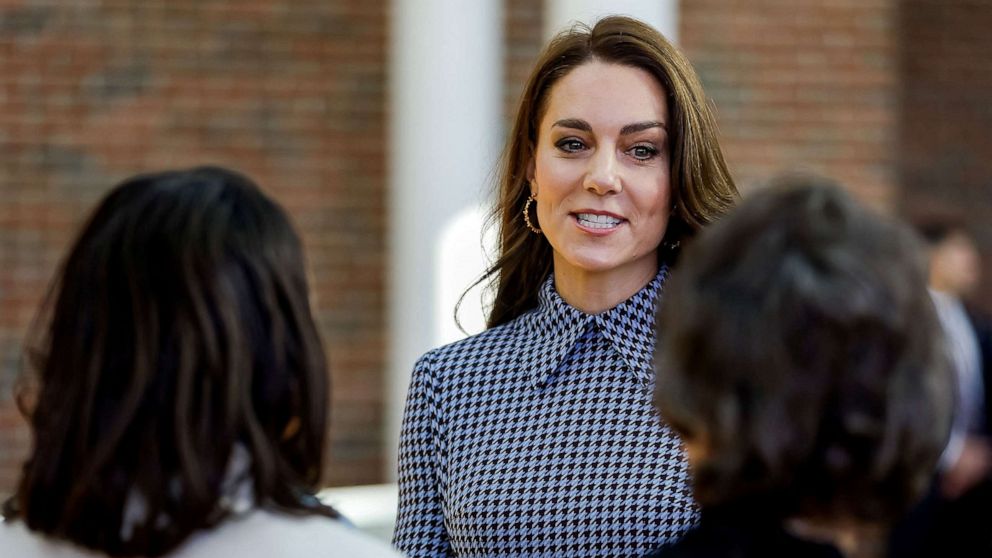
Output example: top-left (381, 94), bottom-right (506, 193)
top-left (526, 155), bottom-right (536, 194)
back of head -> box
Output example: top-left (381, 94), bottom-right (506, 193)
top-left (9, 167), bottom-right (330, 556)
top-left (655, 174), bottom-right (953, 524)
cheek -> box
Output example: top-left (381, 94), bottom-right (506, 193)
top-left (533, 185), bottom-right (560, 232)
top-left (632, 178), bottom-right (672, 253)
top-left (635, 176), bottom-right (673, 225)
top-left (534, 160), bottom-right (580, 218)
top-left (534, 155), bottom-right (576, 193)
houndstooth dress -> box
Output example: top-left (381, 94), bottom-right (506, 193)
top-left (393, 267), bottom-right (698, 557)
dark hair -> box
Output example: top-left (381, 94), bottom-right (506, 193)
top-left (480, 15), bottom-right (737, 328)
top-left (913, 214), bottom-right (972, 247)
top-left (655, 174), bottom-right (953, 524)
top-left (6, 167), bottom-right (333, 556)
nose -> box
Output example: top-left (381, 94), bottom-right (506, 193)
top-left (583, 147), bottom-right (621, 195)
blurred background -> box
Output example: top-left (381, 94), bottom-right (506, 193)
top-left (1, 0), bottom-right (990, 527)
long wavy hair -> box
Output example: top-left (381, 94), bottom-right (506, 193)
top-left (481, 15), bottom-right (738, 328)
top-left (5, 167), bottom-right (334, 556)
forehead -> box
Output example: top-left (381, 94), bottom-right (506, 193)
top-left (941, 232), bottom-right (979, 254)
top-left (541, 61), bottom-right (669, 128)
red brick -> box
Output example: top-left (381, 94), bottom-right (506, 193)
top-left (0, 0), bottom-right (388, 491)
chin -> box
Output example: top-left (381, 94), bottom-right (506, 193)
top-left (561, 252), bottom-right (630, 274)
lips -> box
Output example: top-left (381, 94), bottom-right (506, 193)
top-left (574, 212), bottom-right (625, 230)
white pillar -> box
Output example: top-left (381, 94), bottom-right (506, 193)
top-left (387, 0), bottom-right (503, 480)
top-left (544, 0), bottom-right (679, 43)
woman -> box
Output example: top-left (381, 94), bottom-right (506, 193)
top-left (650, 177), bottom-right (954, 557)
top-left (1, 167), bottom-right (398, 557)
top-left (393, 16), bottom-right (737, 557)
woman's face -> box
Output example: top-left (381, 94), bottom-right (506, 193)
top-left (529, 60), bottom-right (672, 284)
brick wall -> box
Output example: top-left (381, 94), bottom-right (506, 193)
top-left (680, 0), bottom-right (991, 310)
top-left (504, 0), bottom-right (542, 123)
top-left (899, 0), bottom-right (992, 312)
top-left (680, 0), bottom-right (900, 210)
top-left (0, 0), bottom-right (387, 491)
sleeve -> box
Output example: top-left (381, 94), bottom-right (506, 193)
top-left (392, 352), bottom-right (452, 557)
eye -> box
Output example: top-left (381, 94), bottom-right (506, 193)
top-left (628, 144), bottom-right (659, 161)
top-left (555, 138), bottom-right (587, 153)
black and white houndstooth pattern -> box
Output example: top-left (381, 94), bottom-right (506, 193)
top-left (393, 267), bottom-right (698, 557)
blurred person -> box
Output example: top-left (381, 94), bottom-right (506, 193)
top-left (0, 167), bottom-right (399, 557)
top-left (898, 219), bottom-right (992, 557)
top-left (393, 15), bottom-right (738, 558)
top-left (651, 176), bottom-right (954, 558)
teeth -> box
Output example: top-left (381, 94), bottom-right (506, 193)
top-left (576, 213), bottom-right (622, 229)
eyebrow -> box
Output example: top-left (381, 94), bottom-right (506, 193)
top-left (551, 118), bottom-right (667, 135)
top-left (620, 120), bottom-right (666, 135)
top-left (552, 118), bottom-right (592, 132)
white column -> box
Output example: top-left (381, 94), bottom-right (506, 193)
top-left (544, 0), bottom-right (679, 43)
top-left (387, 0), bottom-right (503, 480)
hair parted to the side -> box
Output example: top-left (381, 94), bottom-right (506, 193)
top-left (5, 167), bottom-right (334, 557)
top-left (477, 15), bottom-right (737, 328)
top-left (655, 174), bottom-right (954, 524)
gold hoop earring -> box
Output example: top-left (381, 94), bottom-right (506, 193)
top-left (523, 193), bottom-right (541, 234)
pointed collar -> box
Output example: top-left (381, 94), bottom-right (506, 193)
top-left (516, 266), bottom-right (669, 389)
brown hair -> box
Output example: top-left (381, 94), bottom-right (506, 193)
top-left (5, 167), bottom-right (334, 556)
top-left (655, 174), bottom-right (954, 523)
top-left (481, 15), bottom-right (738, 328)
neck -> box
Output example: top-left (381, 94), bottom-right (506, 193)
top-left (929, 265), bottom-right (969, 298)
top-left (930, 279), bottom-right (963, 298)
top-left (552, 255), bottom-right (658, 314)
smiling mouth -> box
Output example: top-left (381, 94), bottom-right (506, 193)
top-left (574, 212), bottom-right (625, 230)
